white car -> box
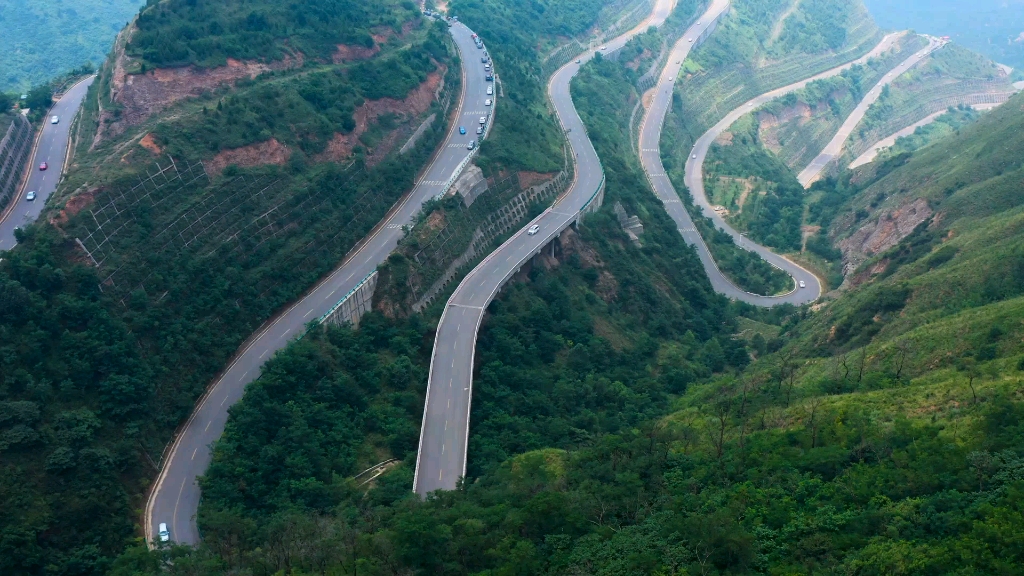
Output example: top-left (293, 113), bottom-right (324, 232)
top-left (528, 224), bottom-right (540, 235)
top-left (688, 38), bottom-right (694, 43)
top-left (600, 46), bottom-right (607, 50)
top-left (476, 126), bottom-right (483, 134)
top-left (485, 98), bottom-right (492, 106)
top-left (50, 115), bottom-right (59, 124)
top-left (799, 281), bottom-right (806, 289)
top-left (479, 116), bottom-right (486, 124)
top-left (467, 140), bottom-right (475, 150)
top-left (486, 86), bottom-right (493, 95)
top-left (26, 190), bottom-right (36, 201)
top-left (158, 523), bottom-right (170, 542)
top-left (692, 154), bottom-right (697, 159)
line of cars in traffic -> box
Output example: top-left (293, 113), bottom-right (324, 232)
top-left (458, 33), bottom-right (495, 151)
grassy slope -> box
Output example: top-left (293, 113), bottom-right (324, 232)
top-left (647, 90), bottom-right (1024, 574)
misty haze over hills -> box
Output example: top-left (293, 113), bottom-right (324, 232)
top-left (864, 0), bottom-right (1024, 69)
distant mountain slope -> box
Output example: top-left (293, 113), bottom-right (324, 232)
top-left (0, 0), bottom-right (144, 92)
top-left (863, 0), bottom-right (1024, 69)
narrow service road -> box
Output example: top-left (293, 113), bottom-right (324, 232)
top-left (0, 76), bottom-right (94, 251)
top-left (146, 21), bottom-right (492, 546)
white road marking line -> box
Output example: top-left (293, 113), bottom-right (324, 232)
top-left (447, 399), bottom-right (451, 408)
top-left (304, 309), bottom-right (314, 318)
top-left (205, 421), bottom-right (211, 432)
top-left (442, 444), bottom-right (445, 454)
top-left (220, 396), bottom-right (228, 406)
top-left (191, 448), bottom-right (197, 460)
top-left (439, 470), bottom-right (443, 481)
top-left (260, 350), bottom-right (268, 359)
top-left (283, 328), bottom-right (291, 336)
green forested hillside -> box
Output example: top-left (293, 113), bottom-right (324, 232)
top-left (128, 0), bottom-right (419, 67)
top-left (0, 0), bottom-right (144, 92)
top-left (0, 1), bottom-right (457, 574)
top-left (109, 29), bottom-right (1024, 574)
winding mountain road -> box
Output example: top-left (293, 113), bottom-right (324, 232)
top-left (0, 77), bottom-right (94, 251)
top-left (413, 0), bottom-right (690, 497)
top-left (798, 35), bottom-right (945, 186)
top-left (640, 30), bottom-right (915, 306)
top-left (145, 21), bottom-right (493, 546)
top-left (637, 0), bottom-right (820, 306)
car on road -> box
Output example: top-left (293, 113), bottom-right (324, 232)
top-left (799, 281), bottom-right (806, 289)
top-left (467, 140), bottom-right (475, 150)
top-left (485, 74), bottom-right (493, 81)
top-left (528, 224), bottom-right (540, 235)
top-left (51, 115), bottom-right (59, 124)
top-left (476, 126), bottom-right (483, 134)
top-left (485, 98), bottom-right (492, 106)
top-left (692, 154), bottom-right (697, 159)
top-left (688, 38), bottom-right (694, 42)
top-left (484, 64), bottom-right (490, 70)
top-left (479, 116), bottom-right (486, 124)
top-left (576, 59), bottom-right (581, 64)
top-left (159, 523), bottom-right (170, 542)
top-left (600, 46), bottom-right (607, 50)
top-left (459, 126), bottom-right (466, 134)
top-left (486, 86), bottom-right (493, 95)
top-left (39, 162), bottom-right (48, 171)
top-left (482, 56), bottom-right (488, 63)
top-left (26, 191), bottom-right (36, 201)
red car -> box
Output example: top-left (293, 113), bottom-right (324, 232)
top-left (39, 162), bottom-right (48, 171)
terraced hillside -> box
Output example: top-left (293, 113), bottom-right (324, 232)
top-left (669, 0), bottom-right (883, 143)
top-left (840, 43), bottom-right (1017, 165)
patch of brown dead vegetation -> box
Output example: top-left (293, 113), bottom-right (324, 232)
top-left (317, 67), bottom-right (445, 164)
top-left (51, 187), bottom-right (100, 228)
top-left (518, 171), bottom-right (557, 189)
top-left (139, 133), bottom-right (163, 155)
top-left (94, 40), bottom-right (300, 147)
top-left (207, 138), bottom-right (291, 177)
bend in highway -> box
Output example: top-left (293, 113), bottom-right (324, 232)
top-left (0, 77), bottom-right (95, 251)
top-left (413, 0), bottom-right (691, 497)
top-left (146, 21), bottom-right (494, 546)
top-left (642, 30), bottom-right (914, 306)
top-left (798, 35), bottom-right (945, 186)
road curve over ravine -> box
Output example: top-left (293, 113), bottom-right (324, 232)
top-left (413, 0), bottom-right (688, 497)
top-left (0, 76), bottom-right (94, 251)
top-left (145, 21), bottom-right (493, 546)
top-left (637, 0), bottom-right (822, 307)
top-left (649, 31), bottom-right (912, 306)
top-left (798, 35), bottom-right (946, 186)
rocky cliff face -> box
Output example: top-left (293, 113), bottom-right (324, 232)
top-left (836, 197), bottom-right (933, 274)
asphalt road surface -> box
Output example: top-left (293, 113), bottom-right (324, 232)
top-left (798, 35), bottom-right (945, 186)
top-left (413, 0), bottom-right (687, 497)
top-left (636, 0), bottom-right (821, 307)
top-left (648, 31), bottom-right (913, 306)
top-left (0, 77), bottom-right (94, 251)
top-left (145, 21), bottom-right (493, 546)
